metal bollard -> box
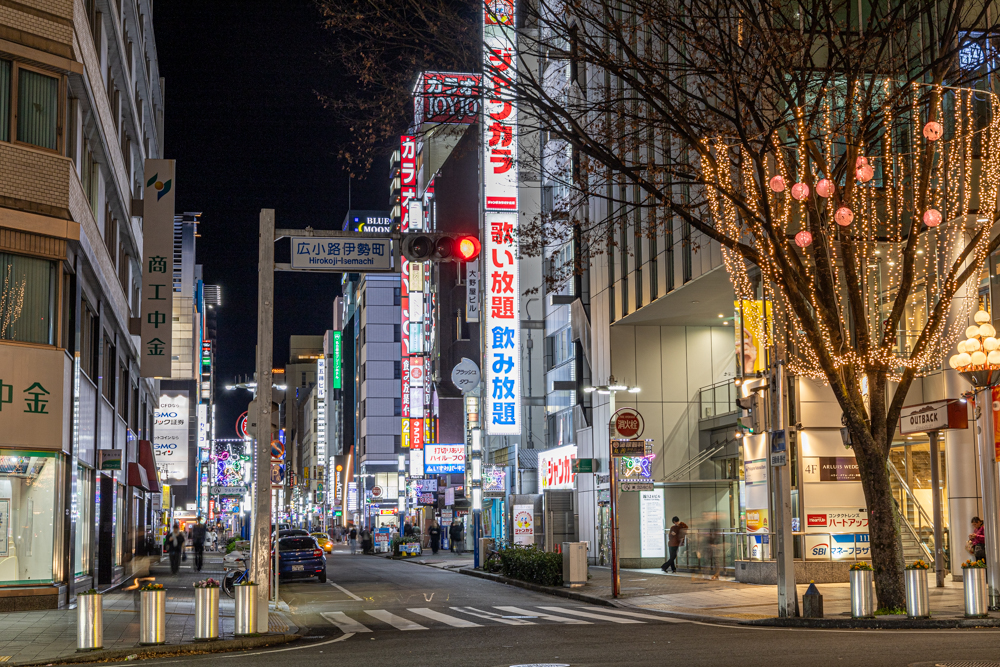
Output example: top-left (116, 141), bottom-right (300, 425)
top-left (964, 566), bottom-right (989, 618)
top-left (76, 591), bottom-right (103, 651)
top-left (234, 584), bottom-right (258, 635)
top-left (849, 568), bottom-right (875, 618)
top-left (194, 585), bottom-right (220, 640)
top-left (801, 581), bottom-right (823, 618)
top-left (904, 568), bottom-right (930, 619)
top-left (139, 589), bottom-right (167, 645)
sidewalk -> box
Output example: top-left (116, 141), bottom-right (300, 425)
top-left (459, 562), bottom-right (1000, 627)
top-left (0, 554), bottom-right (298, 666)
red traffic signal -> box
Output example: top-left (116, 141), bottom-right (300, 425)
top-left (401, 233), bottom-right (482, 263)
top-left (457, 236), bottom-right (481, 261)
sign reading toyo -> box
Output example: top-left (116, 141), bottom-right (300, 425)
top-left (611, 407), bottom-right (644, 439)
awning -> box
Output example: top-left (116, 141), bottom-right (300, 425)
top-left (136, 439), bottom-right (161, 493)
top-left (127, 462), bottom-right (150, 491)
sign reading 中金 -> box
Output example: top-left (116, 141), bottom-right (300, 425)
top-left (290, 237), bottom-right (392, 271)
top-left (141, 159), bottom-right (175, 377)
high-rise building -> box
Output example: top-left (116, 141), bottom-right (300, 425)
top-left (0, 0), bottom-right (164, 607)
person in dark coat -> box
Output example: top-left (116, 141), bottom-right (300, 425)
top-left (166, 522), bottom-right (186, 574)
top-left (449, 519), bottom-right (464, 554)
top-left (428, 520), bottom-right (442, 554)
top-left (191, 518), bottom-right (207, 571)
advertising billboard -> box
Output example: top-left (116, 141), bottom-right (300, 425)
top-left (154, 391), bottom-right (189, 485)
top-left (424, 444), bottom-right (466, 474)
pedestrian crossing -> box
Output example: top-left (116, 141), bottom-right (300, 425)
top-left (320, 605), bottom-right (681, 634)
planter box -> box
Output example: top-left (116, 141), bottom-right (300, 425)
top-left (904, 569), bottom-right (930, 619)
top-left (849, 570), bottom-right (875, 618)
top-left (194, 586), bottom-right (220, 640)
top-left (139, 590), bottom-right (166, 645)
top-left (76, 593), bottom-right (103, 651)
top-left (234, 584), bottom-right (258, 636)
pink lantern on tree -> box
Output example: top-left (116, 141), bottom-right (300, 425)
top-left (834, 207), bottom-right (854, 226)
top-left (795, 230), bottom-right (813, 248)
top-left (923, 208), bottom-right (942, 227)
top-left (923, 121), bottom-right (943, 141)
top-left (856, 155), bottom-right (868, 167)
top-left (816, 179), bottom-right (835, 198)
top-left (791, 182), bottom-right (810, 200)
top-left (856, 164), bottom-right (874, 183)
top-left (768, 175), bottom-right (785, 193)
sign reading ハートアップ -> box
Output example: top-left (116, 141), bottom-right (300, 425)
top-left (290, 237), bottom-right (393, 271)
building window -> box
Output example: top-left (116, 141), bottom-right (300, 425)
top-left (0, 252), bottom-right (55, 345)
top-left (394, 360), bottom-right (401, 380)
top-left (102, 336), bottom-right (116, 403)
top-left (16, 67), bottom-right (60, 151)
top-left (393, 398), bottom-right (401, 417)
top-left (0, 451), bottom-right (62, 584)
top-left (0, 60), bottom-right (9, 142)
top-left (393, 287), bottom-right (401, 305)
top-left (393, 323), bottom-right (400, 343)
top-left (80, 301), bottom-right (98, 380)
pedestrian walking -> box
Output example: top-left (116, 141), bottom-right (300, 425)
top-left (191, 518), bottom-right (207, 571)
top-left (349, 526), bottom-right (358, 555)
top-left (428, 519), bottom-right (441, 555)
top-left (970, 516), bottom-right (987, 563)
top-left (404, 521), bottom-right (415, 538)
top-left (661, 516), bottom-right (688, 573)
top-left (166, 522), bottom-right (185, 574)
top-left (449, 519), bottom-right (464, 554)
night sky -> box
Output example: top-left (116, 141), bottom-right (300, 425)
top-left (154, 0), bottom-right (386, 438)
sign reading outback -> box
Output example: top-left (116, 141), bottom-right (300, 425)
top-left (899, 400), bottom-right (969, 435)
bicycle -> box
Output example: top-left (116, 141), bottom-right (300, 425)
top-left (222, 556), bottom-right (250, 598)
top-left (482, 543), bottom-right (504, 574)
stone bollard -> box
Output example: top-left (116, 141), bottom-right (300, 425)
top-left (802, 581), bottom-right (823, 618)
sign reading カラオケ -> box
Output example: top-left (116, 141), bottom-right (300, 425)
top-left (141, 159), bottom-right (175, 378)
top-left (415, 72), bottom-right (481, 125)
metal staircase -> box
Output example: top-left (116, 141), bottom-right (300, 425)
top-left (888, 461), bottom-right (940, 567)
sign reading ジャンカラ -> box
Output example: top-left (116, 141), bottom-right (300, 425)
top-left (141, 159), bottom-right (175, 378)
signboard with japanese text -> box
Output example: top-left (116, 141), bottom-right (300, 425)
top-left (802, 457), bottom-right (861, 483)
top-left (0, 345), bottom-right (69, 451)
top-left (466, 263), bottom-right (480, 322)
top-left (332, 332), bottom-right (343, 389)
top-left (401, 135), bottom-right (418, 453)
top-left (154, 391), bottom-right (189, 485)
top-left (99, 449), bottom-right (123, 470)
top-left (512, 504), bottom-right (534, 545)
top-left (483, 1), bottom-right (517, 210)
top-left (410, 356), bottom-right (425, 419)
top-left (805, 533), bottom-right (870, 561)
top-left (424, 444), bottom-right (466, 474)
top-left (410, 417), bottom-right (425, 450)
top-left (484, 211), bottom-right (520, 434)
top-left (742, 434), bottom-right (769, 533)
top-left (290, 237), bottom-right (392, 271)
top-left (639, 489), bottom-right (665, 558)
top-left (409, 448), bottom-right (424, 478)
top-left (538, 444), bottom-right (576, 491)
top-left (141, 159), bottom-right (175, 377)
top-left (483, 465), bottom-right (506, 495)
top-left (805, 507), bottom-right (869, 533)
top-left (610, 439), bottom-right (650, 458)
top-left (415, 71), bottom-right (481, 125)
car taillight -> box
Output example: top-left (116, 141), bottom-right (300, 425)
top-left (313, 549), bottom-right (323, 557)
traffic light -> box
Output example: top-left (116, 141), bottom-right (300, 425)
top-left (401, 233), bottom-right (481, 263)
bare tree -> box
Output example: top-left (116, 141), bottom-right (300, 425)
top-left (319, 0), bottom-right (1000, 609)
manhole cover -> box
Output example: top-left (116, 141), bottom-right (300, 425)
top-left (910, 662), bottom-right (1000, 667)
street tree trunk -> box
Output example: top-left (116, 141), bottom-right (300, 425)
top-left (853, 431), bottom-right (906, 610)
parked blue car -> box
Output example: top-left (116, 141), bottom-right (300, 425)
top-left (276, 536), bottom-right (327, 582)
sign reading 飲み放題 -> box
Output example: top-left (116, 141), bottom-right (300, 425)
top-left (0, 345), bottom-right (68, 451)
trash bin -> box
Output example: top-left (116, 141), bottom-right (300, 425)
top-left (562, 542), bottom-right (588, 588)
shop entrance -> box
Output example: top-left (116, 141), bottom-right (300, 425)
top-left (889, 435), bottom-right (946, 567)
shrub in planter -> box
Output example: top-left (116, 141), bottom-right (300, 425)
top-left (499, 546), bottom-right (563, 587)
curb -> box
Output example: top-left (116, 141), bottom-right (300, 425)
top-left (10, 633), bottom-right (301, 667)
top-left (740, 616), bottom-right (1000, 629)
top-left (456, 567), bottom-right (617, 608)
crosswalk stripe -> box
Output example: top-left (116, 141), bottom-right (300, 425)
top-left (365, 609), bottom-right (427, 631)
top-left (321, 611), bottom-right (372, 634)
top-left (493, 605), bottom-right (591, 624)
top-left (536, 606), bottom-right (644, 623)
top-left (407, 608), bottom-right (482, 628)
top-left (451, 606), bottom-right (536, 626)
top-left (596, 608), bottom-right (686, 623)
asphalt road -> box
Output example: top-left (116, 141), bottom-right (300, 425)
top-left (103, 546), bottom-right (1000, 667)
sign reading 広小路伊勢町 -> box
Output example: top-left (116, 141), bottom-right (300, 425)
top-left (290, 237), bottom-right (393, 271)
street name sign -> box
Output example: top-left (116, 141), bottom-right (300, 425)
top-left (290, 236), bottom-right (393, 271)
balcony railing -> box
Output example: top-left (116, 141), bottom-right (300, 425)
top-left (698, 380), bottom-right (737, 420)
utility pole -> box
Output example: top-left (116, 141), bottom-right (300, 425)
top-left (252, 209), bottom-right (275, 632)
top-left (772, 360), bottom-right (797, 617)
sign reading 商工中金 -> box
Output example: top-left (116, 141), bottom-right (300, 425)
top-left (141, 159), bottom-right (175, 378)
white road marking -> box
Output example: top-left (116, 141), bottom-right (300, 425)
top-left (596, 607), bottom-right (687, 623)
top-left (365, 609), bottom-right (427, 631)
top-left (407, 607), bottom-right (482, 628)
top-left (321, 611), bottom-right (372, 634)
top-left (451, 606), bottom-right (536, 625)
top-left (493, 605), bottom-right (591, 624)
top-left (328, 582), bottom-right (363, 601)
top-left (536, 606), bottom-right (644, 623)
